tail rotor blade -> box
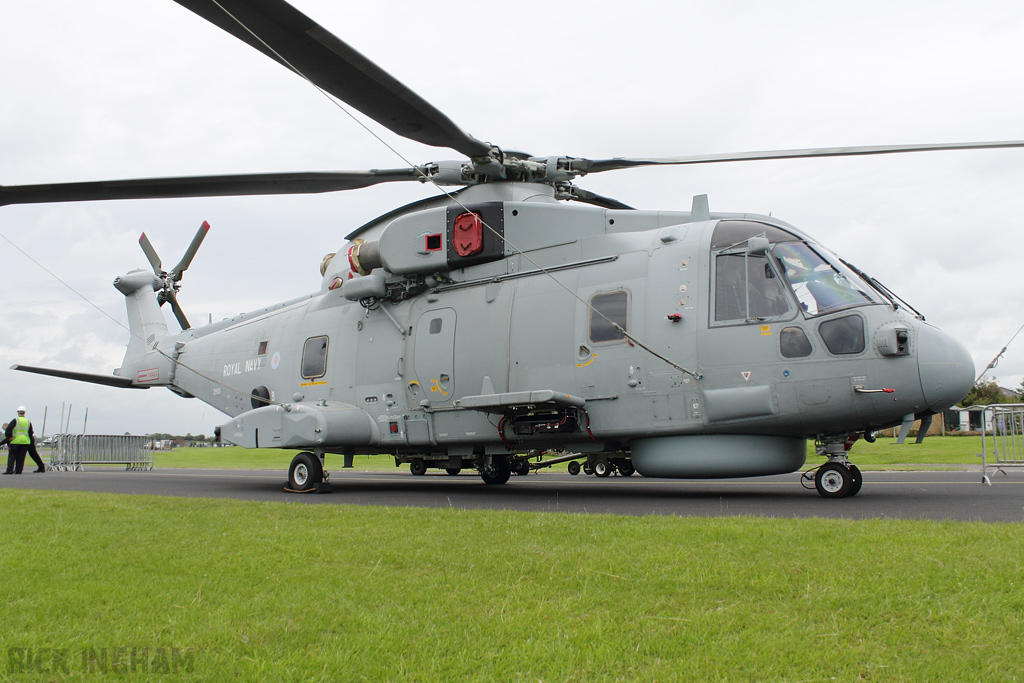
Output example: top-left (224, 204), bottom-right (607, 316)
top-left (139, 233), bottom-right (163, 274)
top-left (171, 221), bottom-right (210, 278)
top-left (167, 290), bottom-right (191, 331)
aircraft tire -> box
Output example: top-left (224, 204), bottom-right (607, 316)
top-left (410, 459), bottom-right (427, 476)
top-left (288, 452), bottom-right (323, 492)
top-left (567, 461), bottom-right (581, 476)
top-left (618, 461), bottom-right (635, 477)
top-left (446, 467), bottom-right (461, 476)
top-left (847, 464), bottom-right (863, 497)
top-left (814, 463), bottom-right (852, 498)
top-left (513, 460), bottom-right (530, 476)
top-left (594, 461), bottom-right (611, 477)
top-left (480, 455), bottom-right (511, 485)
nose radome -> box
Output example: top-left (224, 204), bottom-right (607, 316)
top-left (917, 324), bottom-right (975, 410)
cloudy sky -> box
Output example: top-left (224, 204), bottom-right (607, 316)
top-left (2, 0), bottom-right (1023, 436)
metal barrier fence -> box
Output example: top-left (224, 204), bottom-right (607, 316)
top-left (48, 434), bottom-right (154, 471)
top-left (953, 404), bottom-right (1024, 485)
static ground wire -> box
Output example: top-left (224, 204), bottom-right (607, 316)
top-left (0, 229), bottom-right (289, 411)
top-left (976, 320), bottom-right (1024, 384)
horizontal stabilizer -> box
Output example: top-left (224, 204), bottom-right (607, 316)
top-left (10, 364), bottom-right (146, 389)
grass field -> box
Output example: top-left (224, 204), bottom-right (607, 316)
top-left (136, 435), bottom-right (991, 473)
top-left (843, 435), bottom-right (990, 467)
top-left (1, 489), bottom-right (1022, 681)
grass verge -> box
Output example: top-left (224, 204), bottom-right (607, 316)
top-left (1, 489), bottom-right (1022, 681)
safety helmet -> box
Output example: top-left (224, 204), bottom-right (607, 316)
top-left (16, 406), bottom-right (26, 413)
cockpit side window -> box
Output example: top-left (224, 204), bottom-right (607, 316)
top-left (714, 253), bottom-right (790, 323)
top-left (780, 326), bottom-right (813, 358)
top-left (301, 336), bottom-right (329, 379)
top-left (818, 315), bottom-right (866, 355)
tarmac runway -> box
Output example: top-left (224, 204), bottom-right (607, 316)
top-left (3, 467), bottom-right (1023, 522)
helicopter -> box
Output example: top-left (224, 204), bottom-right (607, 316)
top-left (2, 0), bottom-right (1016, 497)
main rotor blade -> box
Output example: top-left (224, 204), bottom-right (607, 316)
top-left (567, 188), bottom-right (634, 211)
top-left (138, 233), bottom-right (163, 273)
top-left (0, 169), bottom-right (423, 206)
top-left (171, 221), bottom-right (211, 278)
top-left (171, 0), bottom-right (492, 158)
top-left (574, 140), bottom-right (1024, 175)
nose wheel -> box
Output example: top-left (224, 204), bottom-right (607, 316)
top-left (804, 462), bottom-right (862, 498)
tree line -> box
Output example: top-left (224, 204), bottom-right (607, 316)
top-left (959, 377), bottom-right (1024, 407)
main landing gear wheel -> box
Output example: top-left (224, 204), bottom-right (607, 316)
top-left (480, 455), bottom-right (511, 485)
top-left (815, 462), bottom-right (855, 498)
top-left (594, 461), bottom-right (612, 478)
top-left (410, 459), bottom-right (427, 476)
top-left (446, 467), bottom-right (461, 476)
top-left (288, 452), bottom-right (323, 492)
top-left (847, 464), bottom-right (863, 497)
top-left (618, 461), bottom-right (635, 477)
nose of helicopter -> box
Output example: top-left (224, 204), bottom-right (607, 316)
top-left (917, 324), bottom-right (975, 411)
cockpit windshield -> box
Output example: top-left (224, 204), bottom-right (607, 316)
top-left (772, 242), bottom-right (884, 316)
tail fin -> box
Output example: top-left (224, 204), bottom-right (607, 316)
top-left (113, 269), bottom-right (171, 382)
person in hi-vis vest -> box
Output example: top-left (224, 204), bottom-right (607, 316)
top-left (2, 407), bottom-right (45, 474)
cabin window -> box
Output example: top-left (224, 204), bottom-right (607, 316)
top-left (780, 327), bottom-right (813, 358)
top-left (429, 317), bottom-right (443, 334)
top-left (257, 341), bottom-right (268, 356)
top-left (713, 253), bottom-right (790, 323)
top-left (590, 291), bottom-right (628, 342)
top-left (818, 315), bottom-right (865, 355)
top-left (301, 336), bottom-right (329, 379)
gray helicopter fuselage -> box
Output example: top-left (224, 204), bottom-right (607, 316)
top-left (117, 183), bottom-right (973, 478)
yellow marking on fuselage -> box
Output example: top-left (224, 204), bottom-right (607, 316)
top-left (429, 378), bottom-right (449, 396)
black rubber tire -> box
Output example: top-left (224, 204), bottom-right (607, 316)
top-left (288, 452), bottom-right (323, 491)
top-left (594, 461), bottom-right (611, 478)
top-left (618, 461), bottom-right (635, 477)
top-left (480, 455), bottom-right (511, 485)
top-left (567, 461), bottom-right (581, 476)
top-left (847, 464), bottom-right (863, 497)
top-left (814, 462), bottom-right (852, 498)
top-left (410, 459), bottom-right (427, 476)
top-left (446, 467), bottom-right (461, 476)
top-left (513, 460), bottom-right (530, 476)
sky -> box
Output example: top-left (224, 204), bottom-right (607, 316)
top-left (2, 0), bottom-right (1024, 436)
